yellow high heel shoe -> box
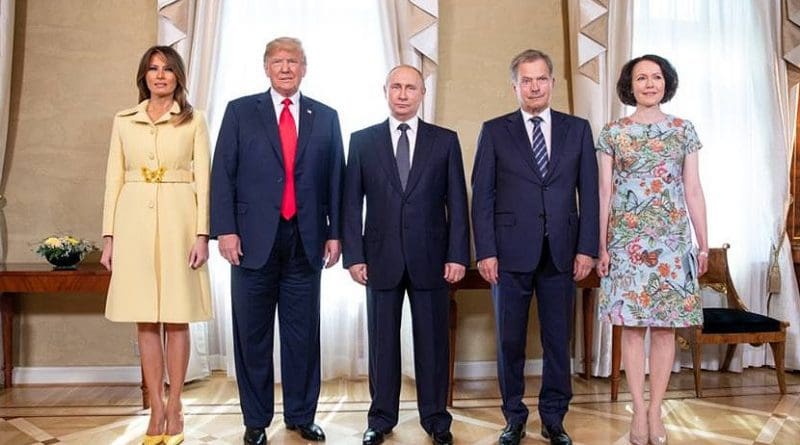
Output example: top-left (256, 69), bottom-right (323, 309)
top-left (142, 434), bottom-right (164, 445)
top-left (163, 432), bottom-right (184, 445)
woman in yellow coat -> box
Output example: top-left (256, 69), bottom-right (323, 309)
top-left (101, 45), bottom-right (211, 445)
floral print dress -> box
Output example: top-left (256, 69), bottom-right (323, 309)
top-left (597, 115), bottom-right (703, 327)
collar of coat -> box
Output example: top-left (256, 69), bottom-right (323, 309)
top-left (117, 99), bottom-right (181, 124)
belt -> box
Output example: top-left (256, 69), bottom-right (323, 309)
top-left (124, 168), bottom-right (193, 183)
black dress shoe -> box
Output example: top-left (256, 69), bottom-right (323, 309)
top-left (541, 425), bottom-right (573, 445)
top-left (286, 423), bottom-right (326, 441)
top-left (243, 427), bottom-right (267, 445)
top-left (431, 430), bottom-right (453, 445)
top-left (499, 423), bottom-right (526, 445)
top-left (362, 427), bottom-right (385, 445)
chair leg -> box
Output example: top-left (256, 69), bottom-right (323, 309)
top-left (691, 328), bottom-right (703, 398)
top-left (720, 344), bottom-right (737, 372)
top-left (769, 341), bottom-right (787, 395)
top-left (611, 325), bottom-right (622, 401)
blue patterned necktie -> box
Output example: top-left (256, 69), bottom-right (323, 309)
top-left (530, 116), bottom-right (549, 177)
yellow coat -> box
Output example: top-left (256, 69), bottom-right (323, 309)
top-left (102, 100), bottom-right (212, 323)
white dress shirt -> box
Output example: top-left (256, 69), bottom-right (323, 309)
top-left (270, 88), bottom-right (300, 133)
top-left (521, 107), bottom-right (552, 157)
top-left (389, 115), bottom-right (419, 166)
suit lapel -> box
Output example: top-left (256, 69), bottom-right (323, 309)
top-left (256, 92), bottom-right (284, 165)
top-left (295, 95), bottom-right (315, 165)
top-left (404, 120), bottom-right (435, 196)
top-left (505, 112), bottom-right (543, 183)
top-left (548, 111), bottom-right (568, 178)
top-left (374, 120), bottom-right (404, 194)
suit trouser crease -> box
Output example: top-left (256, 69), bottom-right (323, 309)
top-left (493, 239), bottom-right (574, 428)
top-left (366, 274), bottom-right (452, 434)
top-left (231, 218), bottom-right (321, 427)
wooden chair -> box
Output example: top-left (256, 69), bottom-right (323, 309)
top-left (689, 244), bottom-right (789, 397)
top-left (609, 244), bottom-right (789, 400)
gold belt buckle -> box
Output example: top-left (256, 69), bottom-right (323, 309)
top-left (141, 166), bottom-right (165, 183)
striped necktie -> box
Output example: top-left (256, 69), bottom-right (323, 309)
top-left (530, 116), bottom-right (548, 177)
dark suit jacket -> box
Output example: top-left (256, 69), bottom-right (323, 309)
top-left (471, 109), bottom-right (598, 273)
top-left (210, 90), bottom-right (345, 270)
top-left (343, 119), bottom-right (470, 290)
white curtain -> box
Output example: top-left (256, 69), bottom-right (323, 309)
top-left (0, 0), bottom-right (14, 262)
top-left (157, 0), bottom-right (225, 382)
top-left (567, 0), bottom-right (634, 377)
top-left (0, 0), bottom-right (13, 383)
top-left (632, 0), bottom-right (800, 371)
top-left (377, 0), bottom-right (439, 379)
top-left (378, 0), bottom-right (439, 121)
top-left (201, 0), bottom-right (398, 380)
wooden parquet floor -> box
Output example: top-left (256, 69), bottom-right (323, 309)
top-left (1, 368), bottom-right (799, 444)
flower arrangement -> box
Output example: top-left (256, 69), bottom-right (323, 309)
top-left (35, 235), bottom-right (97, 268)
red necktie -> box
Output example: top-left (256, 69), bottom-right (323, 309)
top-left (279, 98), bottom-right (297, 219)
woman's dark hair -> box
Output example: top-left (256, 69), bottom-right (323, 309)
top-left (616, 54), bottom-right (678, 106)
top-left (135, 45), bottom-right (193, 125)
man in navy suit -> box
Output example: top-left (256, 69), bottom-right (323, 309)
top-left (471, 49), bottom-right (598, 445)
top-left (211, 37), bottom-right (344, 445)
top-left (343, 65), bottom-right (469, 445)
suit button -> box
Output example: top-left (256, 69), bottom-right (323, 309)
top-left (150, 129), bottom-right (155, 135)
top-left (148, 201), bottom-right (155, 209)
top-left (277, 177), bottom-right (283, 183)
top-left (539, 213), bottom-right (545, 219)
top-left (543, 186), bottom-right (549, 191)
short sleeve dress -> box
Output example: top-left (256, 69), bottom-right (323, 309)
top-left (596, 115), bottom-right (703, 328)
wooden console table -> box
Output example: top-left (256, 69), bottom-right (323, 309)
top-left (0, 263), bottom-right (147, 408)
top-left (447, 269), bottom-right (600, 406)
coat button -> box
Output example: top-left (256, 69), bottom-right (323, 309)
top-left (277, 177), bottom-right (283, 183)
top-left (148, 201), bottom-right (154, 208)
top-left (148, 152), bottom-right (155, 160)
top-left (150, 129), bottom-right (155, 135)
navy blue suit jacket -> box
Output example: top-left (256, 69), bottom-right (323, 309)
top-left (343, 120), bottom-right (470, 290)
top-left (210, 91), bottom-right (345, 270)
top-left (471, 109), bottom-right (598, 273)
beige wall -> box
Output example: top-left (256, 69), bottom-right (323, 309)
top-left (8, 0), bottom-right (156, 366)
top-left (7, 0), bottom-right (570, 367)
top-left (438, 0), bottom-right (569, 361)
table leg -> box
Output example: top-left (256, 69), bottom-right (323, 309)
top-left (1, 292), bottom-right (13, 388)
top-left (582, 288), bottom-right (595, 379)
top-left (447, 288), bottom-right (457, 407)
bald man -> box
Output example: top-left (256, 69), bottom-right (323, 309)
top-left (342, 65), bottom-right (469, 445)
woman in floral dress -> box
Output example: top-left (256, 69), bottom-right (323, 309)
top-left (596, 54), bottom-right (708, 445)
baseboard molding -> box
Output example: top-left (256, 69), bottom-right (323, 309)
top-left (12, 366), bottom-right (142, 385)
top-left (454, 359), bottom-right (582, 380)
top-left (12, 359), bottom-right (582, 384)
